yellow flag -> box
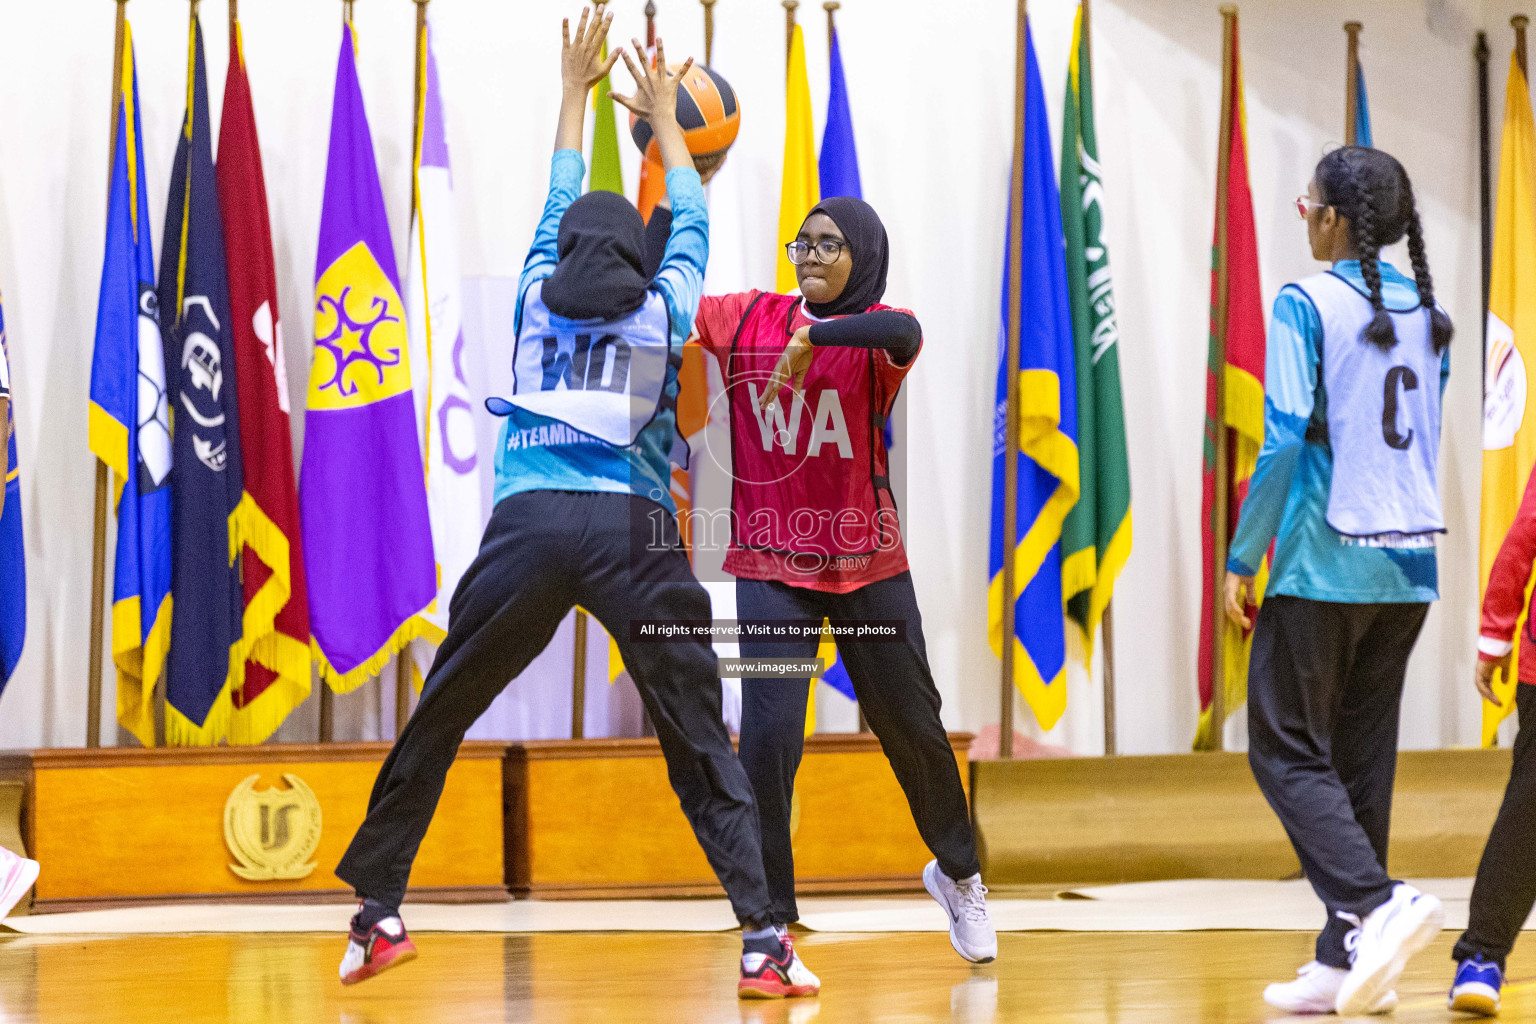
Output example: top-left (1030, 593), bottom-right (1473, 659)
top-left (1481, 52), bottom-right (1536, 745)
top-left (778, 23), bottom-right (819, 293)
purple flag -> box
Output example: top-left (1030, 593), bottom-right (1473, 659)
top-left (300, 22), bottom-right (435, 691)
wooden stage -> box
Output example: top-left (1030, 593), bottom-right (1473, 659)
top-left (1, 929), bottom-right (1531, 1023)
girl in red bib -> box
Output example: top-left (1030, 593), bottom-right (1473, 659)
top-left (647, 196), bottom-right (996, 963)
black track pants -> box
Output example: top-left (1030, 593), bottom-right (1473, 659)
top-left (1455, 683), bottom-right (1536, 971)
top-left (736, 571), bottom-right (980, 926)
top-left (336, 490), bottom-right (773, 925)
top-left (1246, 594), bottom-right (1428, 968)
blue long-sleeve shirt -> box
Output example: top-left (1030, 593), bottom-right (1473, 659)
top-left (492, 150), bottom-right (707, 513)
top-left (1226, 260), bottom-right (1448, 603)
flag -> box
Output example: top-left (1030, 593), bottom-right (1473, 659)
top-left (814, 19), bottom-right (866, 708)
top-left (88, 24), bottom-right (172, 746)
top-left (1195, 13), bottom-right (1268, 751)
top-left (0, 303), bottom-right (22, 696)
top-left (1059, 4), bottom-right (1131, 658)
top-left (819, 24), bottom-right (861, 200)
top-left (1354, 60), bottom-right (1373, 147)
top-left (778, 22), bottom-right (819, 294)
top-left (590, 40), bottom-right (624, 195)
top-left (1480, 49), bottom-right (1536, 743)
top-left (218, 12), bottom-right (311, 742)
top-left (301, 20), bottom-right (437, 693)
top-left (987, 22), bottom-right (1079, 732)
top-left (407, 22), bottom-right (480, 688)
top-left (157, 13), bottom-right (247, 745)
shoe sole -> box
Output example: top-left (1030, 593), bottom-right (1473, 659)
top-left (0, 859), bottom-right (39, 921)
top-left (922, 861), bottom-right (997, 965)
top-left (738, 980), bottom-right (818, 999)
top-left (1449, 983), bottom-right (1500, 1016)
top-left (1336, 897), bottom-right (1444, 1015)
top-left (340, 942), bottom-right (417, 986)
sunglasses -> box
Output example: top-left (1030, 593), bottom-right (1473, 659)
top-left (1295, 196), bottom-right (1329, 220)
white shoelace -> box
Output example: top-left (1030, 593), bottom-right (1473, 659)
top-left (956, 878), bottom-right (990, 923)
top-left (1337, 911), bottom-right (1364, 965)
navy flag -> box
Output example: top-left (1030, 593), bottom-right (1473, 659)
top-left (0, 297), bottom-right (21, 695)
top-left (157, 14), bottom-right (246, 744)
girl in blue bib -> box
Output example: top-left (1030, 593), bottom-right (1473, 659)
top-left (1225, 147), bottom-right (1452, 1016)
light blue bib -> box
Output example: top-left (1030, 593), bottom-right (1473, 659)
top-left (1293, 270), bottom-right (1445, 547)
top-left (487, 280), bottom-right (672, 448)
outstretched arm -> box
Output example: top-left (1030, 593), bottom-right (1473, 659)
top-left (523, 8), bottom-right (621, 297)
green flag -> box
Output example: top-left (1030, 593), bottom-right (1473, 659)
top-left (1059, 3), bottom-right (1132, 657)
top-left (590, 42), bottom-right (623, 194)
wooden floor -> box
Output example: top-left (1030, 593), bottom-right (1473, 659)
top-left (0, 929), bottom-right (1532, 1022)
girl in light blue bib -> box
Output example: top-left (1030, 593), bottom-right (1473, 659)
top-left (1226, 146), bottom-right (1453, 1016)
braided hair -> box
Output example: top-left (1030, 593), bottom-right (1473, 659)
top-left (1314, 146), bottom-right (1453, 353)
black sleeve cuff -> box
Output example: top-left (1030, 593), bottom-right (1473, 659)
top-left (807, 310), bottom-right (921, 365)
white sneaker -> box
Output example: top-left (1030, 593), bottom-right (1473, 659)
top-left (0, 846), bottom-right (39, 921)
top-left (923, 860), bottom-right (997, 964)
top-left (1263, 960), bottom-right (1398, 1014)
top-left (1336, 883), bottom-right (1445, 1016)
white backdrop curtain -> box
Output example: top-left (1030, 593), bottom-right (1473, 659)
top-left (0, 0), bottom-right (1511, 752)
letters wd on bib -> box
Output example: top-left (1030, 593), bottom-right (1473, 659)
top-left (4, 2), bottom-right (1536, 1020)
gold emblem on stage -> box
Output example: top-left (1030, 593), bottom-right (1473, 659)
top-left (223, 773), bottom-right (323, 881)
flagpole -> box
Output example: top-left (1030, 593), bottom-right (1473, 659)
top-left (647, 0), bottom-right (657, 49)
top-left (228, 0), bottom-right (236, 47)
top-left (1517, 15), bottom-right (1528, 79)
top-left (999, 0), bottom-right (1026, 761)
top-left (785, 0), bottom-right (798, 63)
top-left (321, 0), bottom-right (356, 743)
top-left (1076, 0), bottom-right (1117, 758)
top-left (702, 0), bottom-right (715, 64)
top-left (1344, 21), bottom-right (1361, 146)
top-left (1478, 30), bottom-right (1491, 373)
top-left (395, 0), bottom-right (431, 740)
top-left (562, 609), bottom-right (583, 738)
top-left (823, 0), bottom-right (868, 735)
top-left (88, 0), bottom-right (130, 749)
top-left (1209, 6), bottom-right (1238, 752)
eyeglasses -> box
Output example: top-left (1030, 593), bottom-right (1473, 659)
top-left (1295, 196), bottom-right (1328, 220)
top-left (785, 239), bottom-right (850, 265)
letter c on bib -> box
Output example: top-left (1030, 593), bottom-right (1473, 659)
top-left (1382, 365), bottom-right (1418, 451)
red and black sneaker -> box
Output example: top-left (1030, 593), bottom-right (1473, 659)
top-left (738, 935), bottom-right (821, 999)
top-left (339, 908), bottom-right (417, 985)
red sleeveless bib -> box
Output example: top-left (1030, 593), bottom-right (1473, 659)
top-left (723, 292), bottom-right (907, 591)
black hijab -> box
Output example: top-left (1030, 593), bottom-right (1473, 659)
top-left (800, 196), bottom-right (889, 317)
top-left (541, 191), bottom-right (649, 321)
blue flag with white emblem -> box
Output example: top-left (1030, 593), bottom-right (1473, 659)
top-left (156, 14), bottom-right (246, 744)
top-left (88, 24), bottom-right (173, 746)
top-left (0, 300), bottom-right (22, 695)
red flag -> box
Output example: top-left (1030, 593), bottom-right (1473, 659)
top-left (217, 22), bottom-right (311, 742)
top-left (1196, 12), bottom-right (1268, 750)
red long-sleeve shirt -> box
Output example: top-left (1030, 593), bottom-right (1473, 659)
top-left (1480, 467), bottom-right (1536, 683)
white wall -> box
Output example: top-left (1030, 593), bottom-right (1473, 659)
top-left (0, 0), bottom-right (1509, 752)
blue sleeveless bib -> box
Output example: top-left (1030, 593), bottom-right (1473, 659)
top-left (487, 280), bottom-right (672, 448)
top-left (1292, 270), bottom-right (1445, 547)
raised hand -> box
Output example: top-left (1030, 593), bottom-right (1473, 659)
top-left (555, 7), bottom-right (620, 154)
top-left (610, 38), bottom-right (695, 172)
top-left (561, 6), bottom-right (620, 96)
